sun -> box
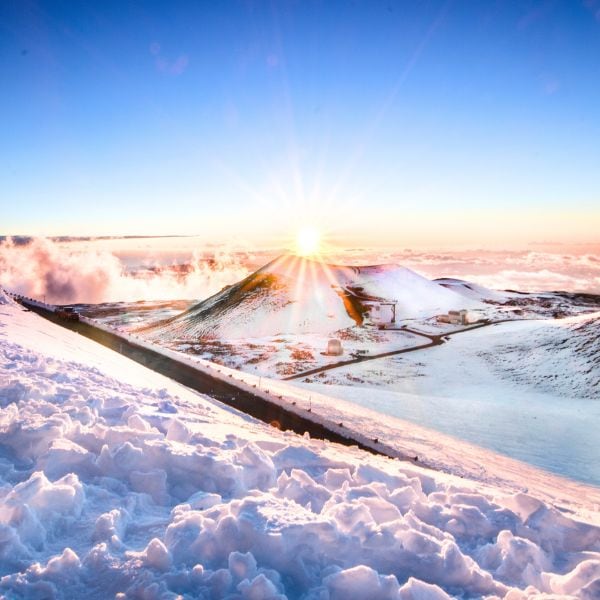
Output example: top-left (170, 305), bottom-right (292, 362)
top-left (296, 226), bottom-right (321, 256)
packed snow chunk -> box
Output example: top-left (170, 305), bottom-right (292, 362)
top-left (127, 413), bottom-right (154, 432)
top-left (272, 444), bottom-right (345, 472)
top-left (165, 417), bottom-right (192, 442)
top-left (140, 537), bottom-right (172, 571)
top-left (237, 572), bottom-right (285, 600)
top-left (184, 490), bottom-right (222, 511)
top-left (276, 468), bottom-right (331, 513)
top-left (0, 472), bottom-right (85, 562)
top-left (478, 530), bottom-right (551, 589)
top-left (38, 438), bottom-right (94, 479)
top-left (323, 565), bottom-right (400, 600)
top-left (0, 408), bottom-right (73, 461)
top-left (163, 510), bottom-right (208, 566)
top-left (0, 548), bottom-right (83, 598)
top-left (544, 559), bottom-right (600, 597)
top-left (96, 440), bottom-right (145, 475)
top-left (360, 494), bottom-right (403, 524)
top-left (0, 523), bottom-right (31, 568)
top-left (323, 468), bottom-right (352, 490)
top-left (388, 485), bottom-right (420, 513)
top-left (321, 497), bottom-right (375, 535)
top-left (235, 442), bottom-right (277, 491)
top-left (523, 504), bottom-right (600, 554)
top-left (398, 577), bottom-right (452, 600)
top-left (129, 469), bottom-right (169, 504)
top-left (93, 508), bottom-right (129, 543)
top-left (228, 550), bottom-right (258, 582)
top-left (1, 471), bottom-right (84, 526)
top-left (354, 463), bottom-right (425, 497)
top-left (498, 492), bottom-right (544, 523)
top-left (43, 547), bottom-right (81, 575)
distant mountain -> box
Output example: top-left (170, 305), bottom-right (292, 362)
top-left (141, 255), bottom-right (482, 341)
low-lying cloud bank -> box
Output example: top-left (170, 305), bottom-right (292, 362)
top-left (338, 247), bottom-right (600, 295)
top-left (1, 237), bottom-right (598, 305)
top-left (0, 238), bottom-right (251, 304)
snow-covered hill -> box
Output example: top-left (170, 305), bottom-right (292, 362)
top-left (435, 277), bottom-right (513, 303)
top-left (142, 255), bottom-right (480, 341)
top-left (476, 311), bottom-right (600, 399)
top-left (1, 293), bottom-right (600, 598)
top-left (298, 311), bottom-right (600, 485)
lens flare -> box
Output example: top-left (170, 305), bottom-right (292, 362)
top-left (295, 227), bottom-right (321, 256)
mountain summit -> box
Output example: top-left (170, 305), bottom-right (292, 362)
top-left (141, 255), bottom-right (480, 340)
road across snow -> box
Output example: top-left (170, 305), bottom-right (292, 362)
top-left (297, 314), bottom-right (600, 487)
top-left (1, 292), bottom-right (600, 598)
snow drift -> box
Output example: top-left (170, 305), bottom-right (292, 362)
top-left (1, 294), bottom-right (600, 598)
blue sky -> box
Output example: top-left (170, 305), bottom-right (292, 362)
top-left (1, 0), bottom-right (600, 244)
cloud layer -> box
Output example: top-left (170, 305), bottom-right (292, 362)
top-left (0, 238), bottom-right (250, 304)
top-left (334, 247), bottom-right (600, 294)
top-left (1, 237), bottom-right (598, 305)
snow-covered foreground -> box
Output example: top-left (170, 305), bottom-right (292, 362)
top-left (1, 295), bottom-right (600, 599)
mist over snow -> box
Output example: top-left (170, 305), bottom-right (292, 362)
top-left (0, 237), bottom-right (251, 304)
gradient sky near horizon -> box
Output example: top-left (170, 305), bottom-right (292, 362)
top-left (1, 0), bottom-right (600, 247)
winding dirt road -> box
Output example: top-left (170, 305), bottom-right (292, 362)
top-left (283, 320), bottom-right (517, 380)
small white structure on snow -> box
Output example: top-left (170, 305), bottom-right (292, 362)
top-left (326, 338), bottom-right (343, 356)
top-left (437, 309), bottom-right (471, 325)
top-left (363, 300), bottom-right (397, 326)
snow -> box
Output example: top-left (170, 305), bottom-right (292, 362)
top-left (1, 300), bottom-right (600, 598)
top-left (434, 278), bottom-right (513, 303)
top-left (167, 328), bottom-right (425, 378)
top-left (297, 313), bottom-right (600, 486)
top-left (0, 288), bottom-right (13, 305)
top-left (144, 255), bottom-right (482, 341)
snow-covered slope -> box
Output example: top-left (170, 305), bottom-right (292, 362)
top-left (0, 287), bottom-right (14, 305)
top-left (476, 311), bottom-right (600, 399)
top-left (1, 297), bottom-right (600, 598)
top-left (299, 312), bottom-right (600, 485)
top-left (435, 278), bottom-right (512, 303)
top-left (143, 255), bottom-right (480, 341)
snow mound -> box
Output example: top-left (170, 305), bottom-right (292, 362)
top-left (0, 287), bottom-right (14, 305)
top-left (143, 255), bottom-right (480, 341)
top-left (1, 300), bottom-right (599, 598)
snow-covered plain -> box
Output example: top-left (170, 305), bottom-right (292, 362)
top-left (299, 313), bottom-right (600, 487)
top-left (2, 292), bottom-right (600, 598)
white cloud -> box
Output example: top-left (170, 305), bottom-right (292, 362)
top-left (0, 237), bottom-right (250, 303)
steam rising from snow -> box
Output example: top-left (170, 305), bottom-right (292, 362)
top-left (0, 238), bottom-right (250, 304)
